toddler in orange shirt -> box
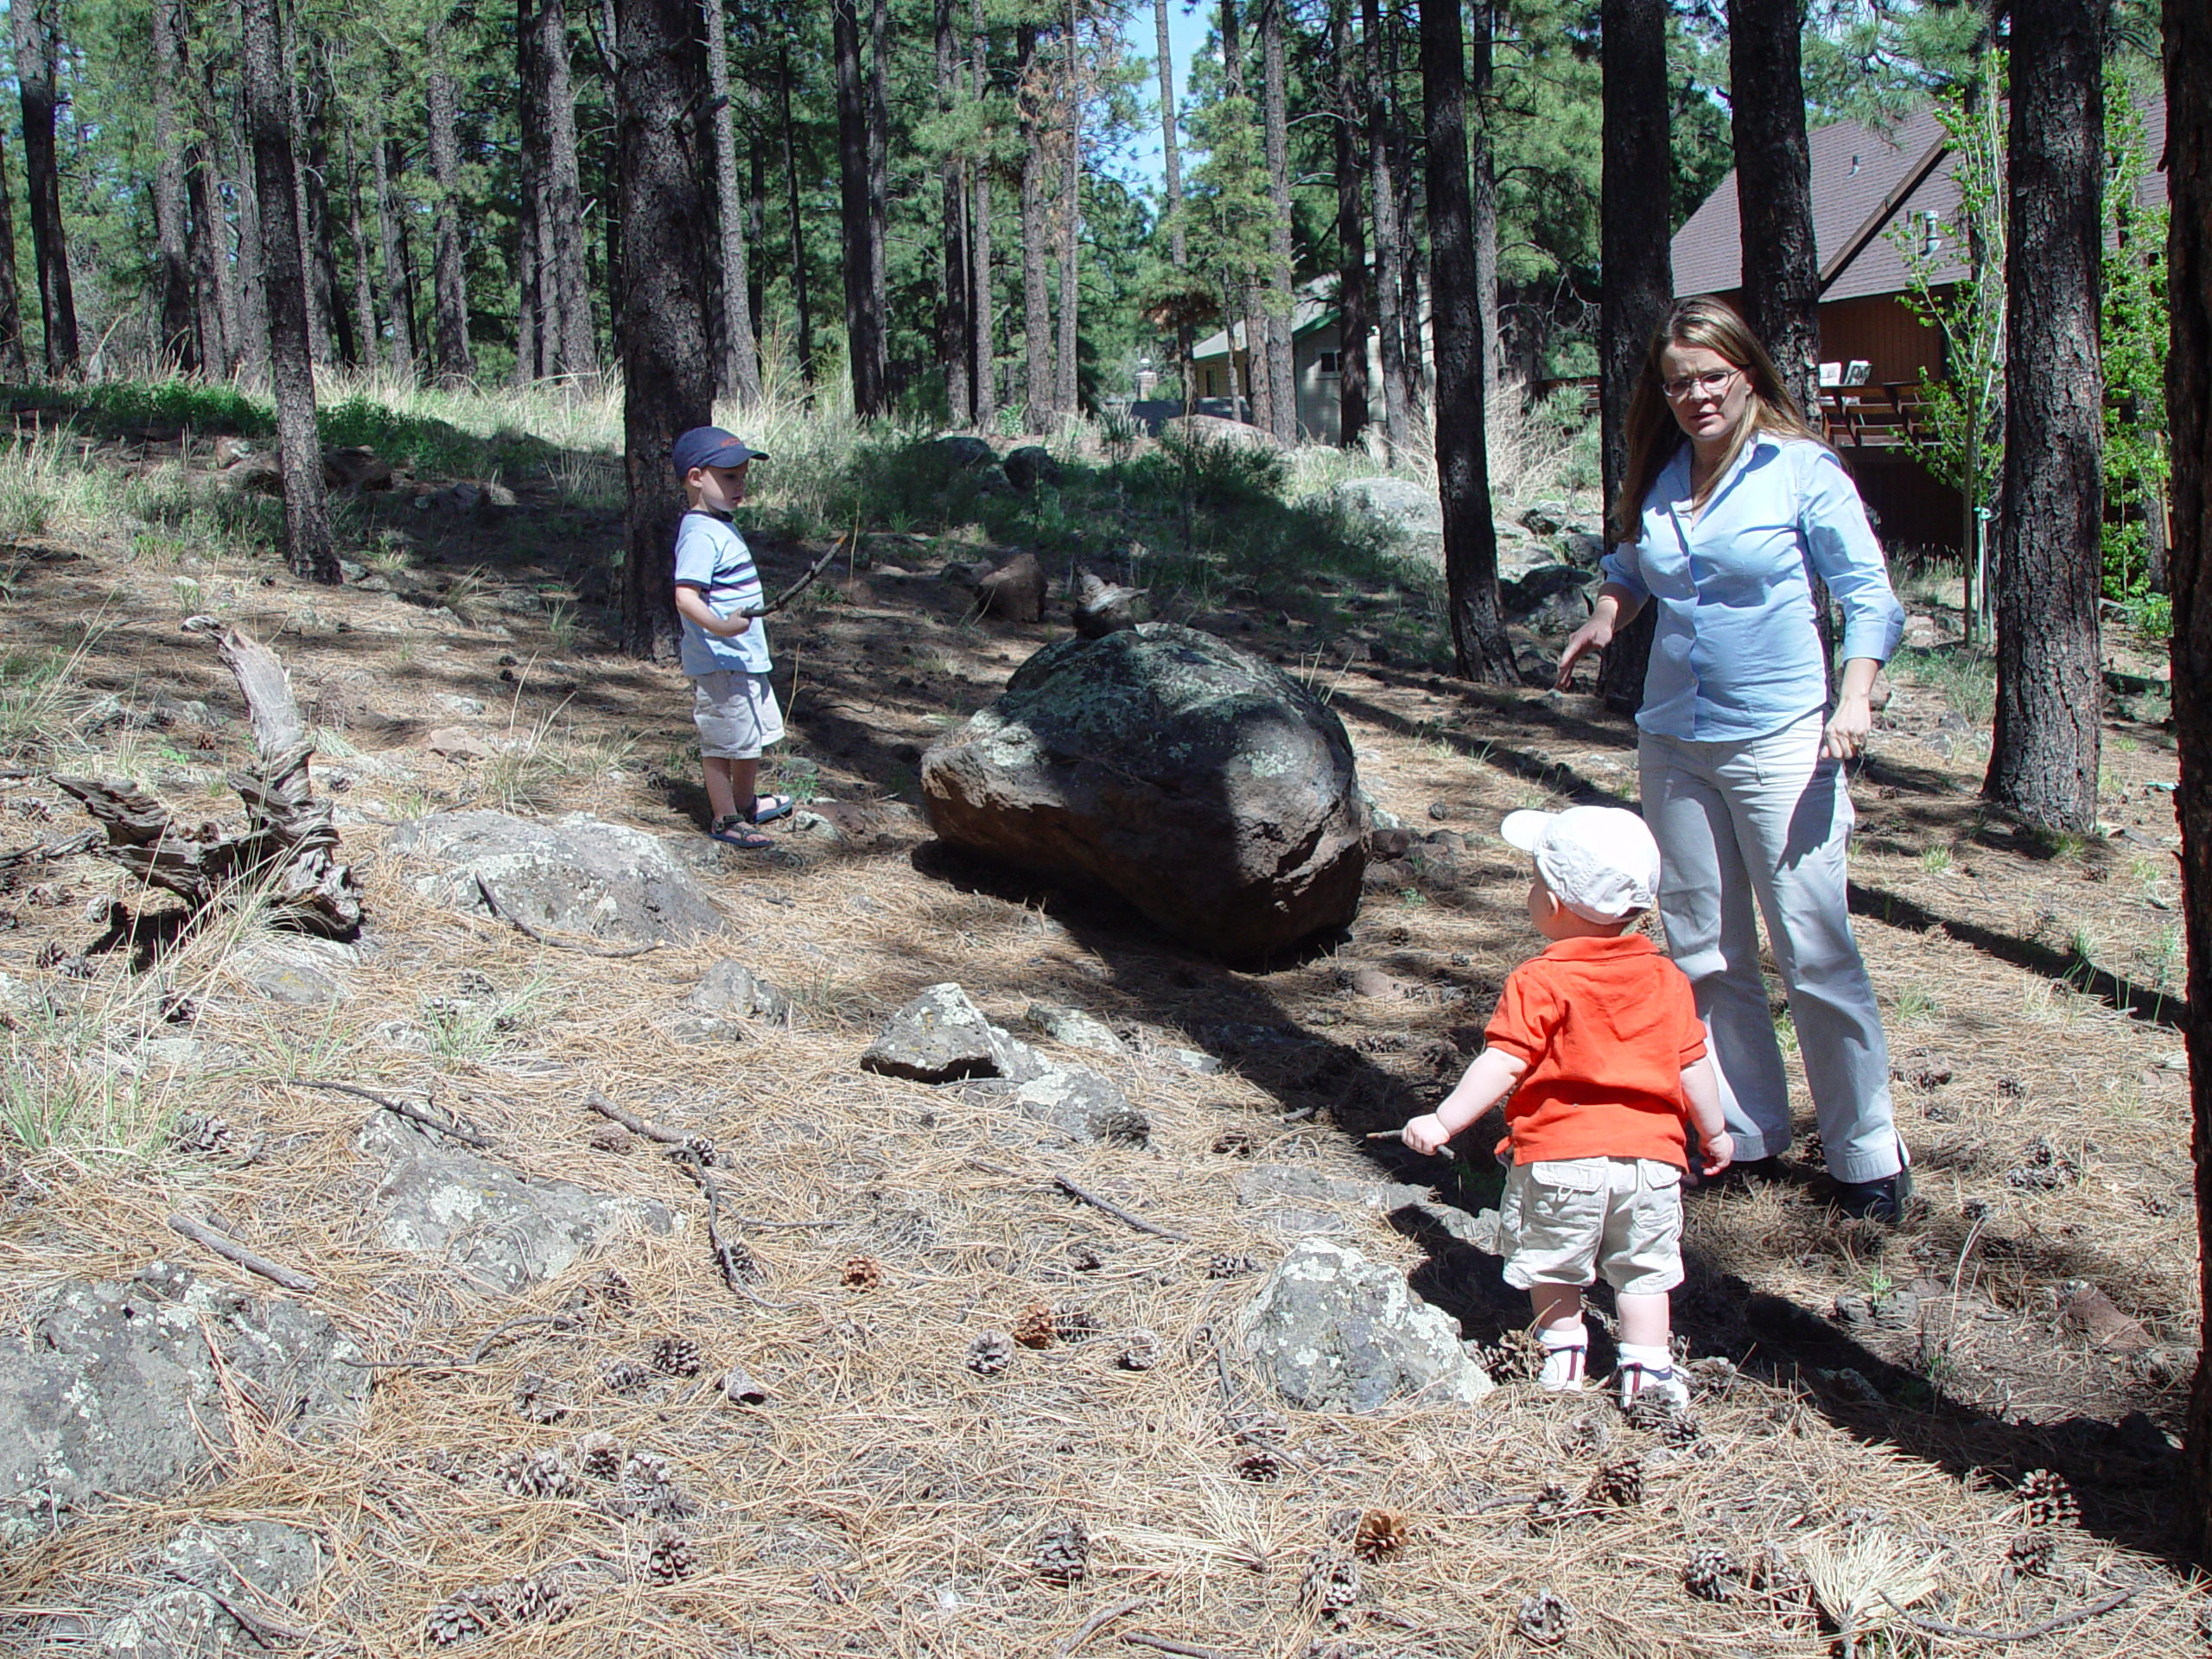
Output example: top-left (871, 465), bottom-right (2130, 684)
top-left (1402, 806), bottom-right (1730, 1407)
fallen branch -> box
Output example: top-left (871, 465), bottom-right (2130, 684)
top-left (740, 537), bottom-right (846, 618)
top-left (1878, 1584), bottom-right (2138, 1643)
top-left (1053, 1173), bottom-right (1188, 1241)
top-left (287, 1078), bottom-right (493, 1150)
top-left (583, 1088), bottom-right (687, 1147)
top-left (200, 1579), bottom-right (314, 1649)
top-left (474, 875), bottom-right (661, 957)
top-left (1056, 1598), bottom-right (1145, 1658)
top-left (165, 1213), bottom-right (317, 1295)
top-left (467, 1313), bottom-right (582, 1365)
top-left (1121, 1637), bottom-right (1236, 1659)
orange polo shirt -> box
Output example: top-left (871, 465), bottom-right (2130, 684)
top-left (1483, 934), bottom-right (1708, 1167)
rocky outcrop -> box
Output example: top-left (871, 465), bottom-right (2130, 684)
top-left (1163, 413), bottom-right (1284, 450)
top-left (1236, 1236), bottom-right (1495, 1412)
top-left (359, 1113), bottom-right (675, 1295)
top-left (1330, 476), bottom-right (1443, 566)
top-left (919, 625), bottom-right (1367, 957)
top-left (687, 960), bottom-right (794, 1025)
top-left (976, 551), bottom-right (1046, 623)
top-left (1499, 564), bottom-right (1597, 636)
top-left (0, 1266), bottom-right (368, 1545)
top-left (1003, 445), bottom-right (1063, 491)
top-left (391, 810), bottom-right (726, 944)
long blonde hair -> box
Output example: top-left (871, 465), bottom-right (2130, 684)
top-left (1608, 296), bottom-right (1829, 543)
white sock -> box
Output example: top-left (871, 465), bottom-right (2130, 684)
top-left (1617, 1342), bottom-right (1674, 1389)
top-left (1538, 1324), bottom-right (1587, 1391)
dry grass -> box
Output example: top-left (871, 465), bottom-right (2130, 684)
top-left (0, 392), bottom-right (2202, 1656)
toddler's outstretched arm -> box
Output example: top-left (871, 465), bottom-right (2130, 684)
top-left (1402, 1047), bottom-right (1528, 1156)
top-left (1681, 1053), bottom-right (1733, 1176)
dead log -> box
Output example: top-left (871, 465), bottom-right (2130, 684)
top-left (54, 625), bottom-right (360, 938)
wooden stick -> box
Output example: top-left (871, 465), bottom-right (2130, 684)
top-left (1121, 1637), bottom-right (1235, 1659)
top-left (1053, 1173), bottom-right (1188, 1241)
top-left (165, 1213), bottom-right (318, 1294)
top-left (1056, 1598), bottom-right (1145, 1658)
top-left (474, 875), bottom-right (661, 957)
top-left (1878, 1585), bottom-right (2137, 1642)
top-left (287, 1078), bottom-right (493, 1150)
top-left (467, 1313), bottom-right (581, 1365)
top-left (583, 1088), bottom-right (687, 1146)
top-left (740, 537), bottom-right (845, 617)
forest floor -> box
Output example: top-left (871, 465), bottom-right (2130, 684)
top-left (0, 389), bottom-right (2202, 1656)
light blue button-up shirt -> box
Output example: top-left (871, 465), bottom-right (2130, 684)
top-left (1600, 435), bottom-right (1905, 742)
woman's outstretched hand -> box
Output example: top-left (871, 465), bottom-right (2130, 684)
top-left (1821, 692), bottom-right (1872, 760)
top-left (1555, 614), bottom-right (1614, 690)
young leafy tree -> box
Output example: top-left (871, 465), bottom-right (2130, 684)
top-left (1986, 0), bottom-right (2105, 832)
top-left (614, 0), bottom-right (715, 658)
top-left (240, 0), bottom-right (337, 582)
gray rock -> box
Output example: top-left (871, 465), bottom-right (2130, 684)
top-left (98, 1587), bottom-right (227, 1659)
top-left (0, 1265), bottom-right (368, 1545)
top-left (391, 810), bottom-right (727, 945)
top-left (1235, 1236), bottom-right (1495, 1412)
top-left (661, 1013), bottom-right (741, 1045)
top-left (232, 940), bottom-right (355, 1007)
top-left (1556, 530), bottom-right (1609, 567)
top-left (1023, 1002), bottom-right (1128, 1055)
top-left (1330, 477), bottom-right (1442, 564)
top-left (1499, 564), bottom-right (1596, 637)
top-left (162, 1518), bottom-right (321, 1601)
top-left (976, 551), bottom-right (1046, 623)
top-left (688, 960), bottom-right (794, 1024)
top-left (1003, 445), bottom-right (1063, 491)
top-left (992, 1067), bottom-right (1147, 1144)
top-left (432, 694), bottom-right (486, 716)
top-left (929, 434), bottom-right (997, 471)
top-left (920, 625), bottom-right (1368, 959)
top-left (1519, 500), bottom-right (1569, 537)
top-left (1162, 413), bottom-right (1285, 450)
top-left (359, 1113), bottom-right (674, 1295)
top-left (1153, 1045), bottom-right (1224, 1076)
top-left (861, 982), bottom-right (1051, 1084)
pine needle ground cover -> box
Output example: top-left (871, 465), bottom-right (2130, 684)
top-left (0, 383), bottom-right (2200, 1655)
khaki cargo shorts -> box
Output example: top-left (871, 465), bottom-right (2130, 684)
top-left (690, 669), bottom-right (785, 760)
top-left (1498, 1156), bottom-right (1685, 1297)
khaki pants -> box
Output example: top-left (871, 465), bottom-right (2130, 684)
top-left (1498, 1157), bottom-right (1685, 1297)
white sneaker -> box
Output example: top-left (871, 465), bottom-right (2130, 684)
top-left (1618, 1359), bottom-right (1690, 1410)
top-left (1538, 1332), bottom-right (1587, 1392)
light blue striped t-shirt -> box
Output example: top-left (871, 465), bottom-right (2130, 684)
top-left (1600, 435), bottom-right (1905, 743)
top-left (672, 509), bottom-right (771, 677)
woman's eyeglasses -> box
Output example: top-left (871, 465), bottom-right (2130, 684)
top-left (1662, 367), bottom-right (1740, 402)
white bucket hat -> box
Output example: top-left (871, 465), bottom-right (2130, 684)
top-left (1500, 805), bottom-right (1662, 923)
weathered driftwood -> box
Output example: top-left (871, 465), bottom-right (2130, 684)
top-left (54, 625), bottom-right (360, 938)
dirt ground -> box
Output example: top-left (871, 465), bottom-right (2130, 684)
top-left (0, 435), bottom-right (2203, 1656)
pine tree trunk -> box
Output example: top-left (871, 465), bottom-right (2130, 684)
top-left (517, 0), bottom-right (547, 383)
top-left (0, 131), bottom-right (29, 381)
top-left (777, 36), bottom-right (815, 384)
top-left (2165, 0), bottom-right (2212, 1567)
top-left (1261, 0), bottom-right (1295, 441)
top-left (1471, 0), bottom-right (1498, 404)
top-left (150, 0), bottom-right (199, 372)
top-left (1594, 0), bottom-right (1672, 713)
top-left (228, 95), bottom-right (271, 383)
top-left (1018, 23), bottom-right (1053, 425)
top-left (372, 124), bottom-right (416, 381)
top-left (296, 52), bottom-right (346, 367)
top-left (747, 129), bottom-right (766, 340)
top-left (834, 0), bottom-right (889, 415)
top-left (11, 0), bottom-right (78, 377)
top-left (1986, 0), bottom-right (2104, 831)
top-left (342, 121), bottom-right (379, 381)
top-left (1155, 0), bottom-right (1192, 413)
top-left (868, 0), bottom-right (891, 398)
top-left (1332, 0), bottom-right (1367, 448)
top-left (240, 0), bottom-right (337, 582)
top-left (1728, 0), bottom-right (1821, 417)
top-left (187, 39), bottom-right (240, 374)
top-left (541, 0), bottom-right (597, 378)
top-left (705, 0), bottom-right (762, 404)
top-left (1421, 0), bottom-right (1512, 683)
top-left (1361, 0), bottom-right (1405, 455)
top-left (938, 0), bottom-right (971, 423)
top-left (425, 40), bottom-right (474, 386)
top-left (1222, 1), bottom-right (1272, 436)
top-left (969, 0), bottom-right (996, 423)
top-left (613, 0), bottom-right (715, 659)
top-left (1056, 0), bottom-right (1081, 422)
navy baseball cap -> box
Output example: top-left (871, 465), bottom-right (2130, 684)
top-left (672, 426), bottom-right (767, 474)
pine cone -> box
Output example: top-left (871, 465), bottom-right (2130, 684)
top-left (1480, 1330), bottom-right (1545, 1383)
top-left (1230, 1446), bottom-right (1284, 1482)
top-left (1562, 1414), bottom-right (1610, 1457)
top-left (1300, 1549), bottom-right (1360, 1612)
top-left (1066, 1243), bottom-right (1105, 1272)
top-left (620, 1451), bottom-right (696, 1519)
top-left (588, 1267), bottom-right (634, 1313)
top-left (1011, 1302), bottom-right (1058, 1349)
top-left (651, 1334), bottom-right (703, 1376)
top-left (2005, 1530), bottom-right (2056, 1578)
top-left (1353, 1509), bottom-right (1409, 1560)
top-left (423, 1595), bottom-right (492, 1647)
top-left (1099, 1107), bottom-right (1150, 1147)
top-left (513, 1372), bottom-right (571, 1425)
top-left (1052, 1304), bottom-right (1100, 1343)
top-left (1527, 1482), bottom-right (1573, 1525)
top-left (1684, 1546), bottom-right (1740, 1601)
top-left (1586, 1455), bottom-right (1643, 1509)
top-left (601, 1359), bottom-right (652, 1396)
top-left (1747, 1542), bottom-right (1810, 1606)
top-left (646, 1527), bottom-right (696, 1584)
top-left (1117, 1329), bottom-right (1161, 1371)
top-left (1206, 1252), bottom-right (1261, 1279)
top-left (574, 1433), bottom-right (625, 1481)
top-left (1516, 1590), bottom-right (1572, 1644)
top-left (1032, 1516), bottom-right (1090, 1584)
top-left (494, 1573), bottom-right (577, 1625)
top-left (967, 1330), bottom-right (1014, 1376)
top-left (676, 1133), bottom-right (718, 1166)
top-left (2016, 1469), bottom-right (2080, 1529)
top-left (1625, 1392), bottom-right (1700, 1445)
top-left (841, 1255), bottom-right (883, 1289)
top-left (171, 1112), bottom-right (233, 1154)
top-left (496, 1446), bottom-right (578, 1499)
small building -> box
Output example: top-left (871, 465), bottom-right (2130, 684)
top-left (1669, 94), bottom-right (2169, 552)
top-left (1191, 277), bottom-right (1433, 446)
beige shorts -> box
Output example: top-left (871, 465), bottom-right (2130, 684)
top-left (690, 670), bottom-right (785, 760)
top-left (1498, 1156), bottom-right (1685, 1297)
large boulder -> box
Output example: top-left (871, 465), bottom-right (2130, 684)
top-left (1499, 564), bottom-right (1597, 636)
top-left (920, 625), bottom-right (1367, 957)
top-left (390, 810), bottom-right (726, 945)
top-left (976, 551), bottom-right (1046, 623)
top-left (1236, 1236), bottom-right (1495, 1412)
top-left (1329, 476), bottom-right (1443, 565)
top-left (1162, 413), bottom-right (1285, 450)
top-left (0, 1265), bottom-right (368, 1545)
top-left (1003, 445), bottom-right (1064, 491)
top-left (359, 1113), bottom-right (675, 1295)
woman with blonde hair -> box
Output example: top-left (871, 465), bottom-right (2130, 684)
top-left (1556, 296), bottom-right (1910, 1219)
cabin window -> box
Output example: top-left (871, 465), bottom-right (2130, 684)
top-left (1317, 351), bottom-right (1341, 375)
